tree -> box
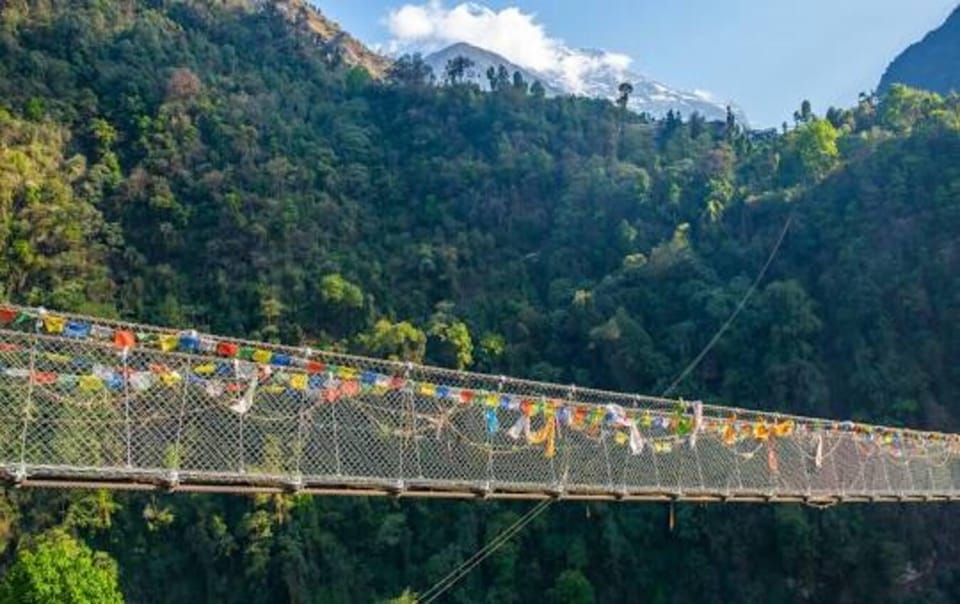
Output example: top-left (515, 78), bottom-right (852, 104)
top-left (485, 65), bottom-right (497, 91)
top-left (877, 84), bottom-right (943, 133)
top-left (495, 64), bottom-right (510, 90)
top-left (0, 529), bottom-right (124, 604)
top-left (616, 81), bottom-right (633, 111)
top-left (319, 274), bottom-right (363, 310)
top-left (689, 111), bottom-right (706, 139)
top-left (317, 274), bottom-right (365, 337)
top-left (547, 569), bottom-right (595, 604)
top-left (614, 82), bottom-right (634, 157)
top-left (356, 319), bottom-right (427, 362)
top-left (725, 104), bottom-right (738, 139)
top-left (426, 305), bottom-right (474, 369)
top-left (388, 53), bottom-right (434, 87)
top-left (444, 56), bottom-right (475, 86)
top-left (793, 99), bottom-right (813, 124)
top-left (512, 70), bottom-right (528, 93)
top-left (0, 109), bottom-right (112, 311)
top-left (165, 67), bottom-right (202, 102)
top-left (779, 117), bottom-right (840, 183)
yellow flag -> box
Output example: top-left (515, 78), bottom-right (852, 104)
top-left (158, 335), bottom-right (178, 352)
top-left (615, 431), bottom-right (629, 446)
top-left (527, 418), bottom-right (557, 458)
top-left (753, 422), bottom-right (770, 441)
top-left (773, 420), bottom-right (795, 437)
top-left (160, 371), bottom-right (182, 386)
top-left (337, 366), bottom-right (358, 380)
top-left (418, 383), bottom-right (437, 397)
top-left (78, 375), bottom-right (103, 392)
top-left (43, 315), bottom-right (66, 334)
top-left (289, 373), bottom-right (308, 391)
top-left (193, 363), bottom-right (216, 376)
top-left (252, 349), bottom-right (272, 364)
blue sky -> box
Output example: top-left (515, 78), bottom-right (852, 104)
top-left (314, 1), bottom-right (956, 127)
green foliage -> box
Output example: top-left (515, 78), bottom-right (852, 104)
top-left (357, 319), bottom-right (427, 363)
top-left (0, 1), bottom-right (957, 602)
top-left (779, 117), bottom-right (840, 184)
top-left (386, 589), bottom-right (418, 604)
top-left (0, 529), bottom-right (124, 604)
top-left (547, 569), bottom-right (596, 604)
top-left (426, 306), bottom-right (474, 369)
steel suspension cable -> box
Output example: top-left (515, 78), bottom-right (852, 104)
top-left (661, 214), bottom-right (793, 397)
top-left (414, 213), bottom-right (794, 602)
top-left (417, 498), bottom-right (553, 603)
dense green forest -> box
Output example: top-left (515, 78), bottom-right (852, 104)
top-left (0, 0), bottom-right (959, 602)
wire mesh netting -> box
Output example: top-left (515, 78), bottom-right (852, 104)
top-left (0, 304), bottom-right (958, 500)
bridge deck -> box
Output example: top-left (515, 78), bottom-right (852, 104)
top-left (1, 304), bottom-right (958, 504)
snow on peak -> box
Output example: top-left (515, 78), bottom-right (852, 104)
top-left (388, 2), bottom-right (746, 122)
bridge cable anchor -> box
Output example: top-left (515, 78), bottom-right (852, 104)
top-left (286, 475), bottom-right (304, 495)
top-left (163, 470), bottom-right (180, 492)
top-left (12, 464), bottom-right (27, 487)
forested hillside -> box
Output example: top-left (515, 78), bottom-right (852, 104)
top-left (0, 1), bottom-right (959, 602)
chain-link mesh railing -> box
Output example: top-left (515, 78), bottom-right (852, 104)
top-left (0, 304), bottom-right (958, 502)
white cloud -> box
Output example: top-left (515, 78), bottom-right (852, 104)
top-left (602, 53), bottom-right (633, 70)
top-left (389, 5), bottom-right (436, 39)
top-left (383, 1), bottom-right (635, 93)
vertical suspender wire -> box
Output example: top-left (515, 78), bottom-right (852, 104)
top-left (692, 403), bottom-right (707, 492)
top-left (600, 421), bottom-right (614, 492)
top-left (799, 434), bottom-right (812, 498)
top-left (545, 396), bottom-right (559, 492)
top-left (397, 362), bottom-right (412, 488)
top-left (621, 431), bottom-right (636, 496)
top-left (559, 385), bottom-right (577, 493)
top-left (331, 369), bottom-right (342, 477)
top-left (828, 434), bottom-right (842, 497)
top-left (880, 446), bottom-right (895, 496)
top-left (693, 436), bottom-right (706, 493)
top-left (484, 376), bottom-right (505, 493)
top-left (293, 384), bottom-right (306, 486)
top-left (615, 397), bottom-right (638, 496)
top-left (904, 443), bottom-right (918, 495)
top-left (926, 445), bottom-right (938, 492)
top-left (170, 357), bottom-right (190, 486)
top-left (731, 442), bottom-right (743, 495)
top-left (121, 346), bottom-right (132, 468)
top-left (411, 365), bottom-right (424, 479)
top-left (16, 319), bottom-right (40, 481)
top-left (855, 438), bottom-right (870, 495)
top-left (238, 362), bottom-right (246, 474)
top-left (651, 433), bottom-right (664, 492)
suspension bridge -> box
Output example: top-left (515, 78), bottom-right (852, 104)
top-left (0, 304), bottom-right (957, 505)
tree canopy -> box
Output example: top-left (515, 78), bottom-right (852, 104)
top-left (0, 1), bottom-right (959, 602)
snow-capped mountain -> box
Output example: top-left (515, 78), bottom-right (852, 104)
top-left (425, 42), bottom-right (746, 124)
top-left (424, 43), bottom-right (562, 93)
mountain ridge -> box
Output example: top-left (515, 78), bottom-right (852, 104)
top-left (273, 0), bottom-right (392, 77)
top-left (423, 41), bottom-right (746, 123)
top-left (879, 6), bottom-right (960, 94)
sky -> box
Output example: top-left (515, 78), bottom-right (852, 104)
top-left (314, 0), bottom-right (957, 127)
